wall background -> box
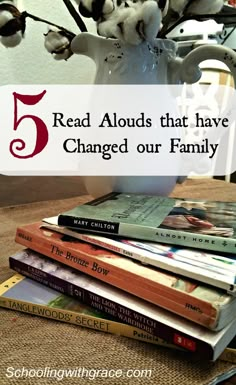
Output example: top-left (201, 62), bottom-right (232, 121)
top-left (0, 1), bottom-right (96, 206)
top-left (0, 0), bottom-right (96, 85)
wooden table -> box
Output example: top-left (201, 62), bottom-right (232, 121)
top-left (0, 178), bottom-right (236, 385)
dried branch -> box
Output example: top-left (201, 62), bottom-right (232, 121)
top-left (62, 0), bottom-right (87, 32)
top-left (22, 11), bottom-right (76, 38)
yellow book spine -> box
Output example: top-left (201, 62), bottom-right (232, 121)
top-left (0, 273), bottom-right (24, 295)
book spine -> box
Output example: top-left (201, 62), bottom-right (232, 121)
top-left (58, 215), bottom-right (236, 254)
top-left (15, 226), bottom-right (220, 330)
top-left (219, 348), bottom-right (236, 364)
top-left (0, 295), bottom-right (175, 349)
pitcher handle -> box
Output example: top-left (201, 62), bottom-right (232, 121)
top-left (180, 45), bottom-right (236, 88)
top-left (71, 32), bottom-right (101, 60)
top-left (178, 45), bottom-right (236, 178)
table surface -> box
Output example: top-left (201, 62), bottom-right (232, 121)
top-left (0, 178), bottom-right (236, 385)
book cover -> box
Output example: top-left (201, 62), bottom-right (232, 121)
top-left (43, 217), bottom-right (236, 296)
top-left (57, 193), bottom-right (236, 254)
top-left (15, 223), bottom-right (236, 330)
top-left (1, 272), bottom-right (236, 361)
top-left (0, 273), bottom-right (175, 349)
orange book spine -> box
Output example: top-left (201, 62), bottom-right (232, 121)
top-left (15, 222), bottom-right (219, 329)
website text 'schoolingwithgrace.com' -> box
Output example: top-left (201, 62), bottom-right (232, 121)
top-left (5, 366), bottom-right (153, 381)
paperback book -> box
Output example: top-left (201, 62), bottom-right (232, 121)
top-left (219, 337), bottom-right (236, 364)
top-left (57, 193), bottom-right (236, 254)
top-left (1, 272), bottom-right (236, 361)
top-left (43, 217), bottom-right (236, 296)
top-left (15, 223), bottom-right (236, 330)
top-left (0, 273), bottom-right (172, 348)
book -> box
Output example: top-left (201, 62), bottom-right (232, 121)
top-left (219, 337), bottom-right (236, 364)
top-left (43, 217), bottom-right (236, 296)
top-left (0, 273), bottom-right (175, 349)
top-left (10, 248), bottom-right (236, 335)
top-left (1, 272), bottom-right (236, 361)
top-left (57, 192), bottom-right (236, 254)
top-left (15, 222), bottom-right (236, 330)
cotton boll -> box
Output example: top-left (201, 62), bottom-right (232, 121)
top-left (44, 31), bottom-right (69, 52)
top-left (141, 1), bottom-right (162, 41)
top-left (158, 0), bottom-right (169, 17)
top-left (44, 30), bottom-right (73, 60)
top-left (0, 3), bottom-right (25, 47)
top-left (0, 10), bottom-right (13, 27)
top-left (103, 0), bottom-right (115, 15)
top-left (97, 17), bottom-right (118, 38)
top-left (97, 6), bottom-right (131, 39)
top-left (1, 31), bottom-right (22, 46)
top-left (169, 0), bottom-right (224, 16)
top-left (53, 49), bottom-right (72, 60)
top-left (185, 0), bottom-right (224, 15)
top-left (119, 2), bottom-right (161, 45)
top-left (1, 0), bottom-right (18, 5)
top-left (79, 0), bottom-right (94, 15)
top-left (169, 0), bottom-right (188, 15)
top-left (124, 1), bottom-right (162, 44)
top-left (79, 0), bottom-right (114, 20)
top-left (121, 7), bottom-right (144, 45)
top-left (98, 1), bottom-right (162, 44)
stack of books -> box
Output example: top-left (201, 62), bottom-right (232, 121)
top-left (1, 192), bottom-right (236, 363)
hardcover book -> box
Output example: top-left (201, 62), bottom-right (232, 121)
top-left (57, 193), bottom-right (236, 254)
top-left (1, 272), bottom-right (236, 361)
top-left (15, 223), bottom-right (236, 330)
top-left (43, 217), bottom-right (236, 296)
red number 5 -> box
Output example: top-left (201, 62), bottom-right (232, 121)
top-left (9, 90), bottom-right (48, 159)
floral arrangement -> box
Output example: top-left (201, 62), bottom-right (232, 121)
top-left (0, 0), bottom-right (228, 60)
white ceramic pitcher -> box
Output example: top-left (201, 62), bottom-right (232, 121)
top-left (71, 33), bottom-right (236, 197)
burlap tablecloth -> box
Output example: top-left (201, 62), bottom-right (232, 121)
top-left (0, 179), bottom-right (236, 385)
